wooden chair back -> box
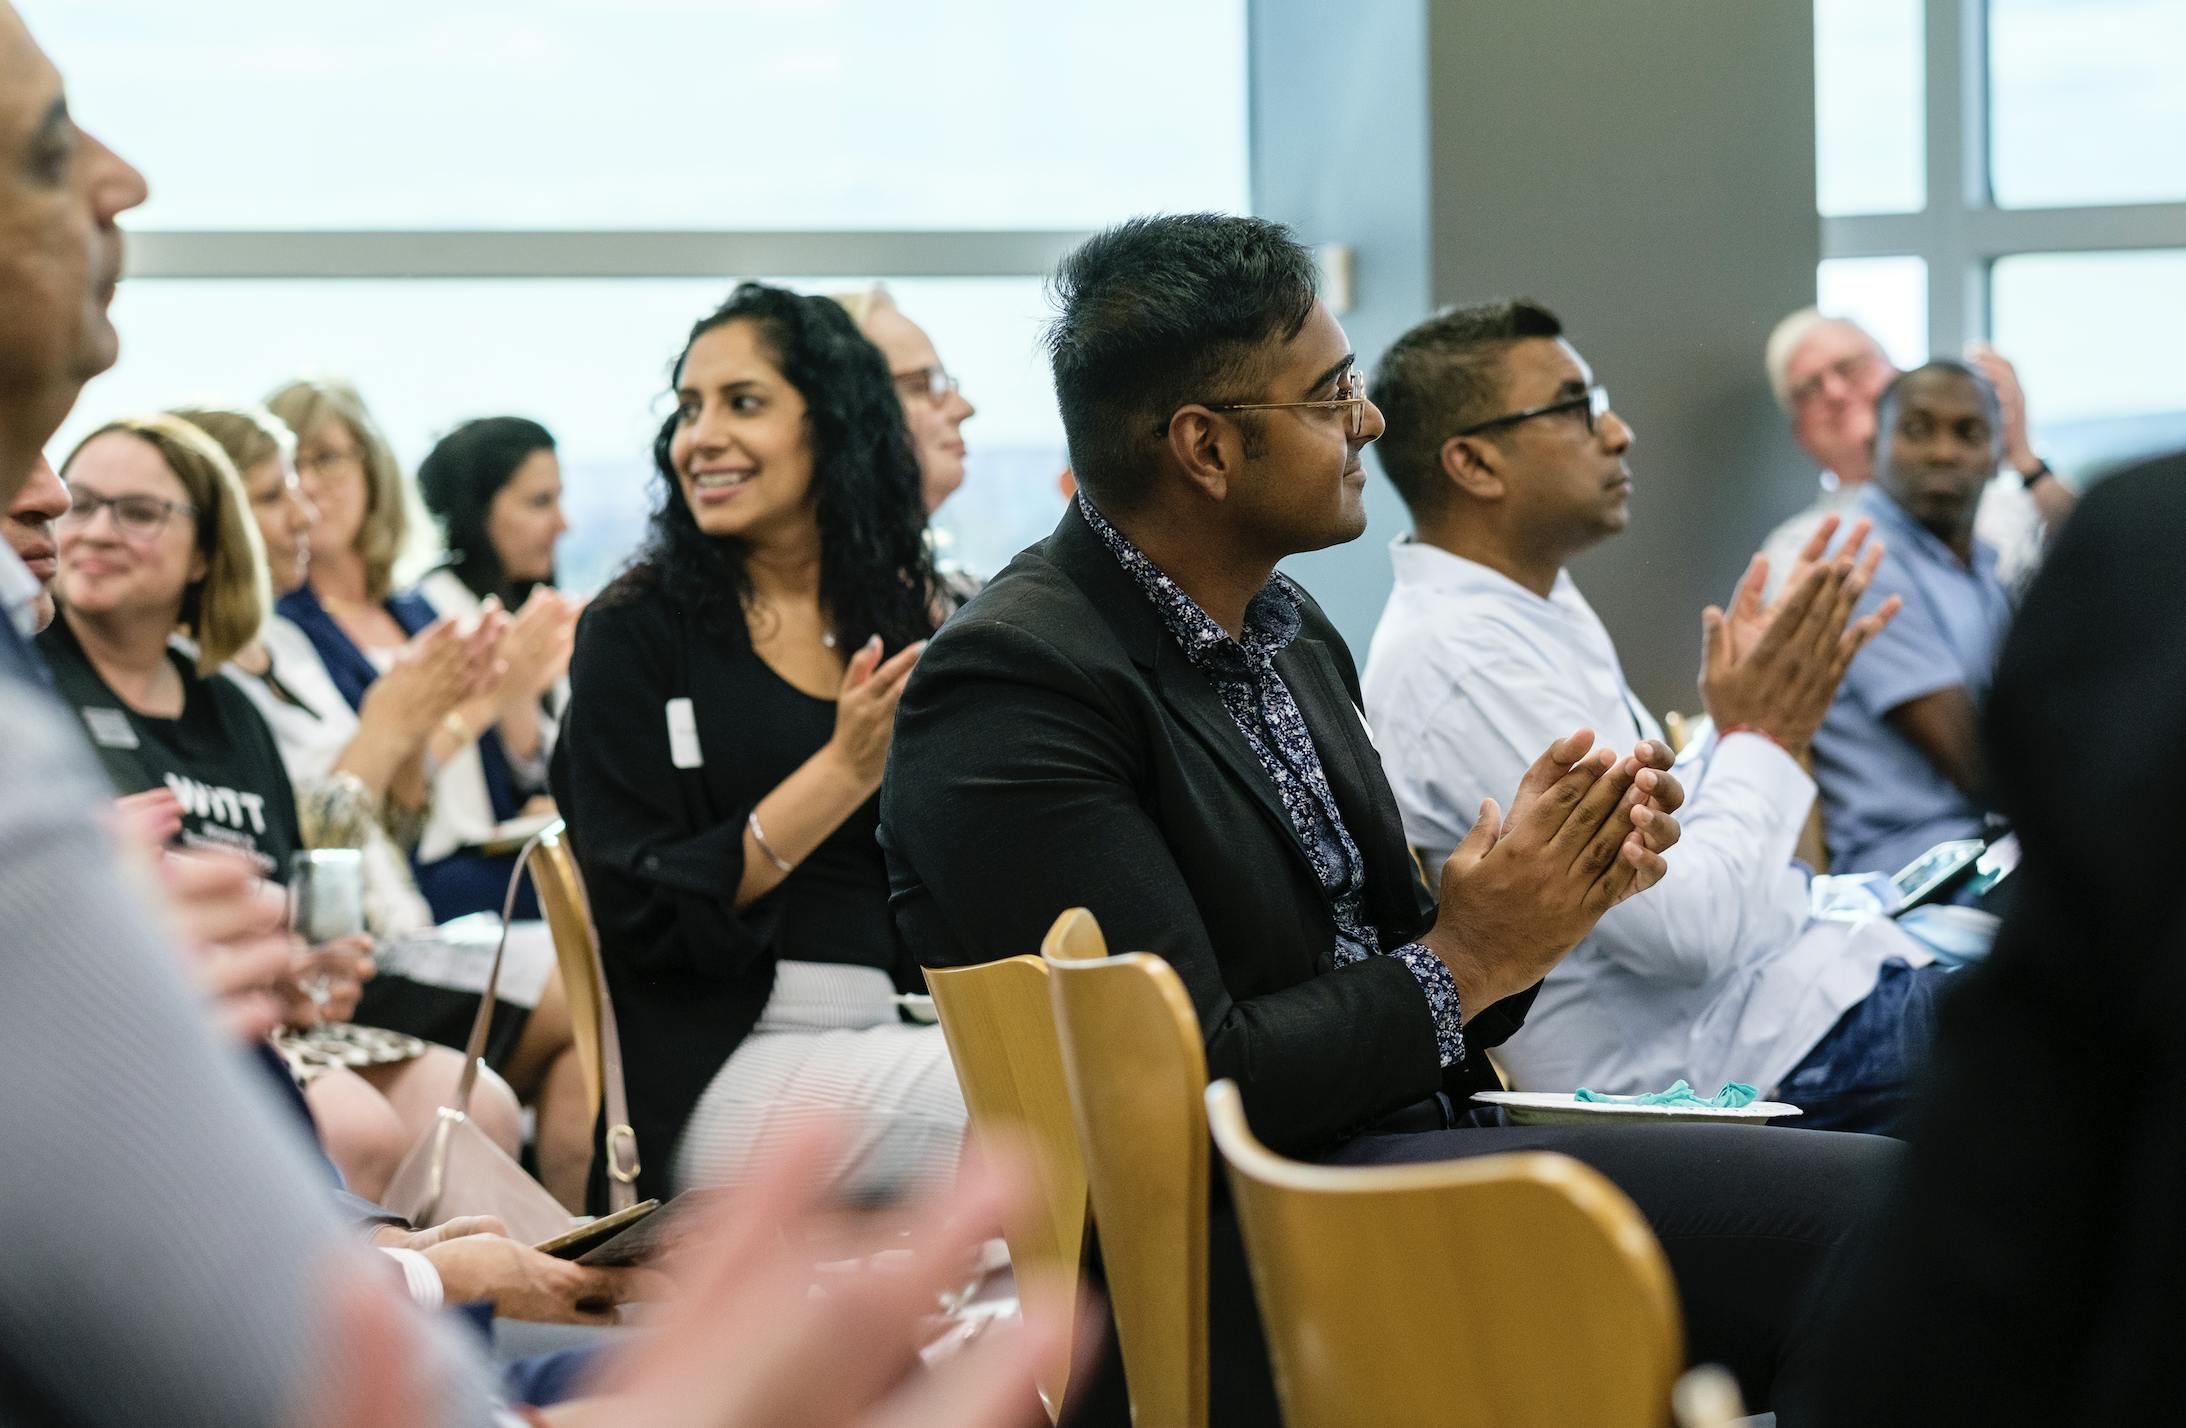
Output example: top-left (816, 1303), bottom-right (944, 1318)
top-left (1040, 905), bottom-right (1110, 964)
top-left (923, 951), bottom-right (1089, 1421)
top-left (1205, 1078), bottom-right (1683, 1428)
top-left (528, 821), bottom-right (605, 1119)
top-left (1043, 915), bottom-right (1210, 1428)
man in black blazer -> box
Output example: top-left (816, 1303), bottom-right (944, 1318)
top-left (881, 213), bottom-right (1901, 1418)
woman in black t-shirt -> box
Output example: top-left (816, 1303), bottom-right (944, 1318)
top-left (40, 414), bottom-right (520, 1200)
top-left (556, 283), bottom-right (966, 1205)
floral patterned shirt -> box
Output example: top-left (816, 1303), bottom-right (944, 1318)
top-left (1079, 494), bottom-right (1464, 1067)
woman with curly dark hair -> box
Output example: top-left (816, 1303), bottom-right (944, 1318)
top-left (553, 283), bottom-right (963, 1206)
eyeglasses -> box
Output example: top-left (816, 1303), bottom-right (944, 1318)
top-left (59, 489), bottom-right (198, 542)
top-left (1787, 352), bottom-right (1888, 410)
top-left (297, 445), bottom-right (364, 479)
top-left (1157, 376), bottom-right (1372, 440)
top-left (1452, 385), bottom-right (1611, 438)
top-left (893, 365), bottom-right (961, 405)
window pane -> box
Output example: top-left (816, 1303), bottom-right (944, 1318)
top-left (53, 277), bottom-right (1068, 592)
top-left (1990, 250), bottom-right (2186, 470)
top-left (21, 0), bottom-right (1248, 231)
top-left (1818, 256), bottom-right (1929, 367)
top-left (1989, 0), bottom-right (2186, 208)
top-left (1815, 0), bottom-right (1926, 216)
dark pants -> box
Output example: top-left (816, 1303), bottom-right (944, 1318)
top-left (1776, 958), bottom-right (1954, 1136)
top-left (1324, 1122), bottom-right (1902, 1423)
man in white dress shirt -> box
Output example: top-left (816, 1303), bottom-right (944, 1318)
top-left (1760, 308), bottom-right (2074, 597)
top-left (1362, 298), bottom-right (1950, 1135)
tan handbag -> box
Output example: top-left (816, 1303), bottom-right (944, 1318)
top-left (382, 825), bottom-right (639, 1242)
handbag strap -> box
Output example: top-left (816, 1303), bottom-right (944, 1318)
top-left (448, 830), bottom-right (544, 1114)
top-left (593, 920), bottom-right (640, 1214)
top-left (452, 825), bottom-right (642, 1210)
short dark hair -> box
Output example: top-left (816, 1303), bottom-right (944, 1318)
top-left (1875, 359), bottom-right (2003, 437)
top-left (417, 415), bottom-right (558, 606)
top-left (1045, 213), bottom-right (1320, 511)
top-left (1370, 298), bottom-right (1564, 517)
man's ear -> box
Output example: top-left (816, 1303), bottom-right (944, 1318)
top-left (1166, 406), bottom-right (1237, 504)
top-left (1441, 433), bottom-right (1506, 503)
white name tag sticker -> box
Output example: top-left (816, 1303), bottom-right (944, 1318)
top-left (665, 697), bottom-right (703, 769)
top-left (1353, 701), bottom-right (1378, 748)
top-left (82, 706), bottom-right (139, 750)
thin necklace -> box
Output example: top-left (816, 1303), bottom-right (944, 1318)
top-left (748, 594), bottom-right (838, 650)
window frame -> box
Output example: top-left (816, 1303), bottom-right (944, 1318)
top-left (1819, 0), bottom-right (2186, 354)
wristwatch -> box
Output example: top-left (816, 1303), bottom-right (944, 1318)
top-left (2019, 458), bottom-right (2054, 491)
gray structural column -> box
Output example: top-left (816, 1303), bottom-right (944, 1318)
top-left (1251, 0), bottom-right (1435, 647)
top-left (1252, 0), bottom-right (1820, 714)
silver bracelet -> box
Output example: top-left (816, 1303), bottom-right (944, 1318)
top-left (746, 810), bottom-right (794, 874)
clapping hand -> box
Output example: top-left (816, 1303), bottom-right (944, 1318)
top-left (488, 587), bottom-right (578, 716)
top-left (1424, 729), bottom-right (1685, 1013)
top-left (573, 1131), bottom-right (1069, 1427)
top-left (826, 635), bottom-right (926, 792)
top-left (1963, 341), bottom-right (2036, 473)
top-left (298, 1129), bottom-right (1077, 1428)
top-left (1700, 515), bottom-right (1901, 757)
top-left (359, 617), bottom-right (478, 749)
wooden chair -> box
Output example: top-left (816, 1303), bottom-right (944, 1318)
top-left (1204, 1077), bottom-right (1683, 1428)
top-left (1041, 905), bottom-right (1110, 964)
top-left (1043, 913), bottom-right (1210, 1428)
top-left (525, 821), bottom-right (641, 1198)
top-left (923, 948), bottom-right (1090, 1421)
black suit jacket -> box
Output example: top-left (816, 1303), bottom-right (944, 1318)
top-left (1809, 451), bottom-right (2186, 1426)
top-left (881, 501), bottom-right (1531, 1157)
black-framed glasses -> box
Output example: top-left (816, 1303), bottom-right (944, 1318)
top-left (1155, 377), bottom-right (1371, 440)
top-left (58, 490), bottom-right (198, 542)
top-left (893, 365), bottom-right (960, 405)
top-left (1453, 384), bottom-right (1611, 438)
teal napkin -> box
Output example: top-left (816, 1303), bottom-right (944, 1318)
top-left (1573, 1079), bottom-right (1759, 1109)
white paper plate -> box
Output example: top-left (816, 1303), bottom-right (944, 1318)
top-left (1472, 1090), bottom-right (1801, 1127)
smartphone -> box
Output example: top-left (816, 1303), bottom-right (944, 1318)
top-left (575, 1190), bottom-right (729, 1267)
top-left (1889, 838), bottom-right (1986, 913)
top-left (532, 1198), bottom-right (661, 1262)
top-left (1957, 832), bottom-right (2021, 904)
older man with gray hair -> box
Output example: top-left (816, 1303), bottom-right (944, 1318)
top-left (1760, 308), bottom-right (2075, 595)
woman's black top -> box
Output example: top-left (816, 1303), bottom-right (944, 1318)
top-left (38, 613), bottom-right (302, 881)
top-left (552, 574), bottom-right (899, 1202)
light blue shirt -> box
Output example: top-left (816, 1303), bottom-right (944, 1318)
top-left (1362, 539), bottom-right (1929, 1097)
top-left (1814, 484), bottom-right (2013, 876)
